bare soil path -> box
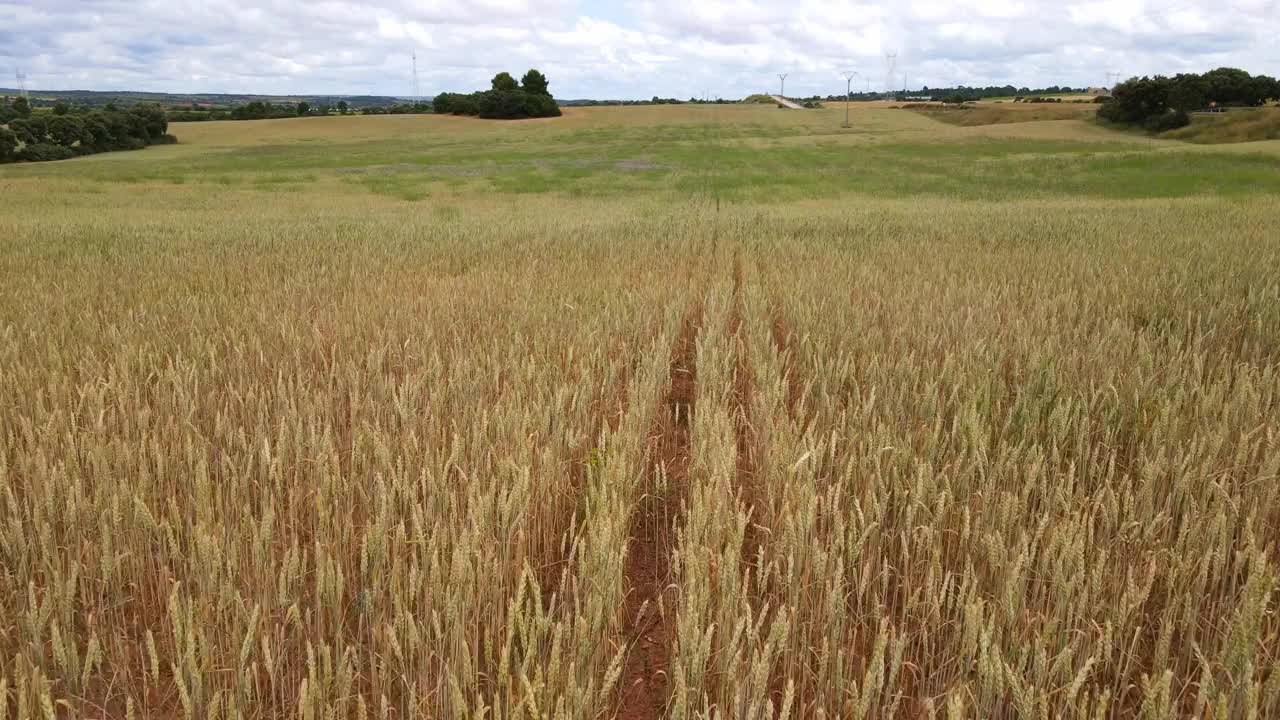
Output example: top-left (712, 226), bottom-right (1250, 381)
top-left (616, 307), bottom-right (701, 720)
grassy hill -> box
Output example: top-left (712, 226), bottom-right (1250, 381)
top-left (1163, 108), bottom-right (1280, 143)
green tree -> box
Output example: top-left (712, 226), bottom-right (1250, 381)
top-left (1098, 76), bottom-right (1172, 124)
top-left (82, 112), bottom-right (116, 151)
top-left (1167, 74), bottom-right (1208, 111)
top-left (52, 101), bottom-right (70, 116)
top-left (12, 96), bottom-right (31, 118)
top-left (1251, 75), bottom-right (1280, 105)
top-left (0, 127), bottom-right (17, 163)
top-left (520, 69), bottom-right (550, 96)
top-left (337, 100), bottom-right (349, 114)
top-left (128, 104), bottom-right (169, 139)
top-left (491, 72), bottom-right (519, 92)
top-left (9, 117), bottom-right (46, 145)
top-left (480, 89), bottom-right (528, 119)
top-left (46, 115), bottom-right (89, 147)
top-left (1201, 67), bottom-right (1256, 105)
top-left (297, 101), bottom-right (310, 116)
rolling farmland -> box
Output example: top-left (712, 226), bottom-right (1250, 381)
top-left (2, 103), bottom-right (1279, 718)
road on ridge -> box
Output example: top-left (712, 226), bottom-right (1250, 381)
top-left (770, 95), bottom-right (805, 109)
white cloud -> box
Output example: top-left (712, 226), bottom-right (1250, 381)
top-left (0, 0), bottom-right (1275, 99)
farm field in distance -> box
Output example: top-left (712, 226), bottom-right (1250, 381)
top-left (2, 102), bottom-right (1280, 718)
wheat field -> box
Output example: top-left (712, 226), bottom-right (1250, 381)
top-left (1, 104), bottom-right (1278, 719)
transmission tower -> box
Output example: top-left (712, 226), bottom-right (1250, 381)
top-left (15, 69), bottom-right (28, 99)
top-left (1106, 71), bottom-right (1121, 90)
top-left (884, 52), bottom-right (897, 97)
top-left (778, 73), bottom-right (788, 98)
top-left (412, 52), bottom-right (420, 103)
top-left (842, 70), bottom-right (859, 127)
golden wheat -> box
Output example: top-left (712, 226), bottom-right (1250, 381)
top-left (1, 105), bottom-right (1278, 719)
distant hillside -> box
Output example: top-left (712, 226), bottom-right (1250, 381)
top-left (0, 88), bottom-right (427, 109)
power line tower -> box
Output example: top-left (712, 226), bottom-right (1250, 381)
top-left (412, 51), bottom-right (420, 103)
top-left (778, 73), bottom-right (788, 99)
top-left (842, 70), bottom-right (859, 127)
top-left (15, 69), bottom-right (28, 99)
top-left (1106, 71), bottom-right (1121, 90)
top-left (884, 52), bottom-right (897, 97)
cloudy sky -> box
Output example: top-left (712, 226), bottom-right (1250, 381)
top-left (2, 0), bottom-right (1277, 99)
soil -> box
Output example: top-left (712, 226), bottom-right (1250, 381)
top-left (615, 307), bottom-right (699, 720)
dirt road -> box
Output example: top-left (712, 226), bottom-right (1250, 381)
top-left (770, 95), bottom-right (805, 109)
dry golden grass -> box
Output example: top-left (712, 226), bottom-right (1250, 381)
top-left (1, 105), bottom-right (1279, 719)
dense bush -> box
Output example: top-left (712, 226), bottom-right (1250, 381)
top-left (0, 98), bottom-right (175, 164)
top-left (16, 143), bottom-right (76, 162)
top-left (1144, 110), bottom-right (1191, 132)
top-left (435, 69), bottom-right (562, 120)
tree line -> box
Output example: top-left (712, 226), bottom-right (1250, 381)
top-left (1099, 67), bottom-right (1280, 131)
top-left (167, 100), bottom-right (433, 122)
top-left (814, 85), bottom-right (1088, 103)
top-left (0, 97), bottom-right (173, 164)
top-left (562, 98), bottom-right (736, 106)
top-left (432, 70), bottom-right (561, 119)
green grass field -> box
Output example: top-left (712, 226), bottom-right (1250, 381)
top-left (2, 103), bottom-right (1279, 719)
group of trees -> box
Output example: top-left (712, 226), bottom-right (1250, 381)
top-left (1099, 67), bottom-right (1280, 131)
top-left (433, 70), bottom-right (561, 120)
top-left (0, 97), bottom-right (174, 164)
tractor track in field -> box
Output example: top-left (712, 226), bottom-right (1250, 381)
top-left (616, 304), bottom-right (701, 720)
